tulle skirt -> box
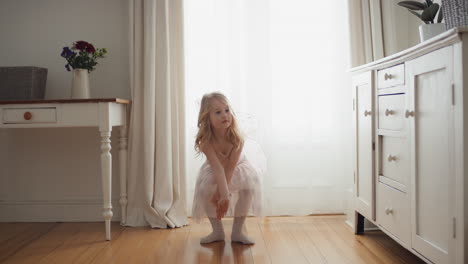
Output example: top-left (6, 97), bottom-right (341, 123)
top-left (191, 139), bottom-right (265, 223)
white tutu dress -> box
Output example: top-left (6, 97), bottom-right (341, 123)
top-left (191, 138), bottom-right (266, 223)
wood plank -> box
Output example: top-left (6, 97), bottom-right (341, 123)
top-left (370, 229), bottom-right (425, 264)
top-left (245, 217), bottom-right (271, 264)
top-left (151, 223), bottom-right (191, 264)
top-left (68, 222), bottom-right (126, 264)
top-left (0, 222), bottom-right (57, 262)
top-left (324, 218), bottom-right (384, 264)
top-left (0, 216), bottom-right (429, 264)
top-left (281, 218), bottom-right (326, 263)
top-left (91, 227), bottom-right (166, 263)
top-left (259, 218), bottom-right (309, 264)
top-left (2, 223), bottom-right (120, 264)
top-left (297, 217), bottom-right (353, 263)
top-left (37, 222), bottom-right (125, 264)
top-left (313, 218), bottom-right (370, 264)
top-left (328, 219), bottom-right (424, 264)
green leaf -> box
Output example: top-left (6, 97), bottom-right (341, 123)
top-left (437, 5), bottom-right (443, 23)
top-left (425, 0), bottom-right (433, 6)
top-left (398, 1), bottom-right (426, 10)
top-left (421, 3), bottom-right (439, 22)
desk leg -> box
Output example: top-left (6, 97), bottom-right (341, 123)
top-left (119, 125), bottom-right (128, 226)
top-left (100, 130), bottom-right (113, 241)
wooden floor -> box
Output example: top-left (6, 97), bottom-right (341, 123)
top-left (0, 215), bottom-right (425, 264)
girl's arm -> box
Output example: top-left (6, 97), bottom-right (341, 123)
top-left (202, 143), bottom-right (230, 201)
top-left (224, 142), bottom-right (243, 184)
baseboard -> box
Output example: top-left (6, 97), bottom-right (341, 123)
top-left (0, 198), bottom-right (122, 222)
top-left (364, 227), bottom-right (380, 231)
top-left (345, 219), bottom-right (353, 228)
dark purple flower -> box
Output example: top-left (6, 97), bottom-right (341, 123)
top-left (61, 47), bottom-right (76, 58)
top-left (65, 64), bottom-right (71, 71)
top-left (61, 47), bottom-right (70, 57)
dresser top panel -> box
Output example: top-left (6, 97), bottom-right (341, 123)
top-left (350, 27), bottom-right (468, 74)
top-left (0, 98), bottom-right (130, 105)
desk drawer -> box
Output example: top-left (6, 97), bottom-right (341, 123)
top-left (379, 136), bottom-right (410, 192)
top-left (377, 183), bottom-right (410, 245)
top-left (2, 107), bottom-right (57, 124)
top-left (378, 93), bottom-right (406, 131)
top-left (377, 64), bottom-right (405, 89)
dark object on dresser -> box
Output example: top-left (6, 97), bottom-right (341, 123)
top-left (0, 66), bottom-right (47, 100)
top-left (442, 0), bottom-right (468, 29)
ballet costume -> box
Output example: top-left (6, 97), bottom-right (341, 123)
top-left (192, 138), bottom-right (266, 244)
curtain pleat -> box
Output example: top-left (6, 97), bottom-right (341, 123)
top-left (348, 0), bottom-right (384, 66)
top-left (126, 0), bottom-right (187, 228)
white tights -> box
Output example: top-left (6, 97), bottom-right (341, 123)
top-left (200, 190), bottom-right (255, 244)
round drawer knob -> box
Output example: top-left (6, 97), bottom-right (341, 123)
top-left (385, 109), bottom-right (394, 116)
top-left (387, 155), bottom-right (397, 162)
top-left (405, 110), bottom-right (415, 118)
top-left (23, 111), bottom-right (32, 120)
top-left (385, 208), bottom-right (393, 215)
top-left (364, 110), bottom-right (372, 117)
top-left (384, 73), bottom-right (393, 80)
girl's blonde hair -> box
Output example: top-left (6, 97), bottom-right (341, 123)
top-left (195, 92), bottom-right (244, 154)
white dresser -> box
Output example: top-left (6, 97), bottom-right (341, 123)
top-left (351, 27), bottom-right (468, 264)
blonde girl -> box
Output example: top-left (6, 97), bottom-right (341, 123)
top-left (192, 92), bottom-right (262, 244)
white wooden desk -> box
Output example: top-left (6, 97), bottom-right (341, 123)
top-left (0, 98), bottom-right (130, 240)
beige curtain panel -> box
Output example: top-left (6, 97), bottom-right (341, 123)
top-left (347, 0), bottom-right (384, 67)
top-left (125, 0), bottom-right (187, 228)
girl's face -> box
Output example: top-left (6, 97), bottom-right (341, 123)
top-left (209, 99), bottom-right (232, 130)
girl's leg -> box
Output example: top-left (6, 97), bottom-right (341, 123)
top-left (232, 190), bottom-right (255, 244)
top-left (200, 217), bottom-right (225, 244)
top-left (200, 196), bottom-right (225, 244)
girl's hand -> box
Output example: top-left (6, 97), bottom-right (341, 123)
top-left (210, 191), bottom-right (220, 206)
top-left (216, 198), bottom-right (229, 219)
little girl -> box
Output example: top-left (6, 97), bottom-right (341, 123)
top-left (192, 92), bottom-right (263, 245)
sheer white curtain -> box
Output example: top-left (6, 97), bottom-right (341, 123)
top-left (184, 0), bottom-right (353, 216)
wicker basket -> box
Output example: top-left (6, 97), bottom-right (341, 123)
top-left (442, 0), bottom-right (468, 29)
top-left (0, 67), bottom-right (47, 100)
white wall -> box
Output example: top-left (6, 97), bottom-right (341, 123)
top-left (0, 0), bottom-right (130, 221)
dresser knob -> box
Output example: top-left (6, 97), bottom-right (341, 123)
top-left (387, 155), bottom-right (397, 162)
top-left (385, 109), bottom-right (394, 116)
top-left (405, 110), bottom-right (415, 118)
top-left (384, 73), bottom-right (393, 80)
top-left (385, 208), bottom-right (393, 215)
top-left (23, 111), bottom-right (32, 120)
top-left (364, 110), bottom-right (372, 117)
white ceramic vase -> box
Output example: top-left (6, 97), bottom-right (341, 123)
top-left (419, 23), bottom-right (446, 42)
top-left (71, 68), bottom-right (90, 99)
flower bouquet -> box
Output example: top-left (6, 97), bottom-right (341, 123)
top-left (61, 41), bottom-right (107, 73)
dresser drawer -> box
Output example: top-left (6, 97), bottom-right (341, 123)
top-left (377, 183), bottom-right (410, 245)
top-left (2, 107), bottom-right (57, 124)
top-left (379, 136), bottom-right (410, 192)
top-left (377, 64), bottom-right (405, 89)
top-left (378, 93), bottom-right (406, 131)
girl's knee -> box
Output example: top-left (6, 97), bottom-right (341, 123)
top-left (240, 189), bottom-right (254, 199)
